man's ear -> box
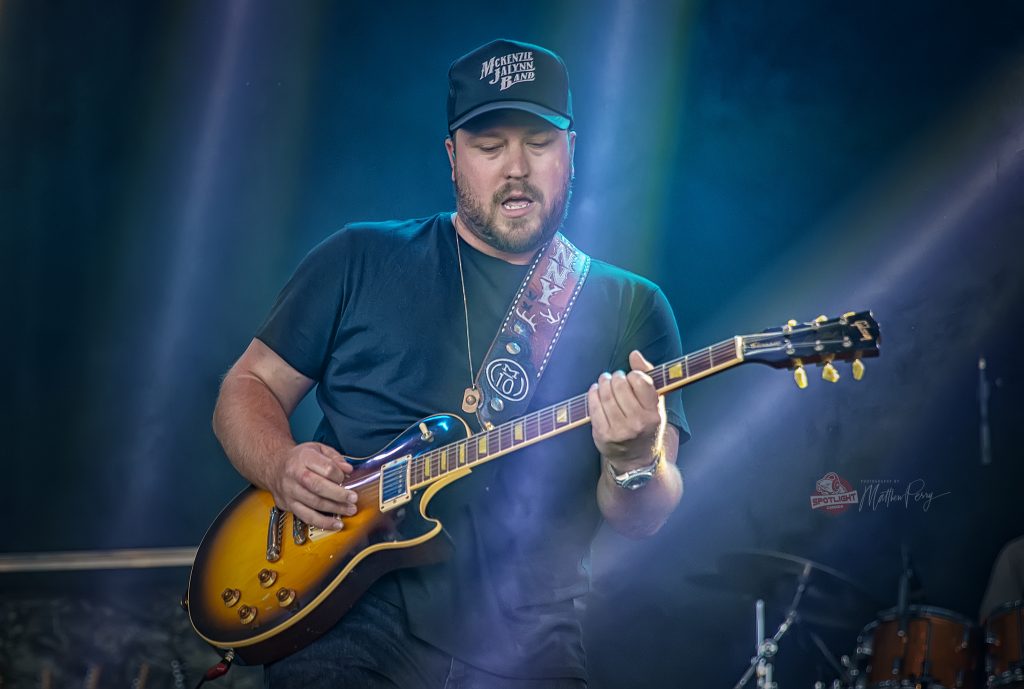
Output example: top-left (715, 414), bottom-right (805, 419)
top-left (568, 130), bottom-right (577, 178)
top-left (445, 136), bottom-right (456, 182)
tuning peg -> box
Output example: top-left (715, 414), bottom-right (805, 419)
top-left (793, 365), bottom-right (808, 389)
top-left (852, 359), bottom-right (865, 381)
top-left (822, 362), bottom-right (840, 383)
top-left (814, 314), bottom-right (828, 325)
top-left (787, 319), bottom-right (798, 327)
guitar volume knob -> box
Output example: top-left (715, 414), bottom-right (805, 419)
top-left (238, 605), bottom-right (257, 625)
top-left (221, 588), bottom-right (241, 607)
top-left (258, 568), bottom-right (278, 588)
top-left (276, 587), bottom-right (297, 607)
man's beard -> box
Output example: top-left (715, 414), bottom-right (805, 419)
top-left (454, 168), bottom-right (573, 254)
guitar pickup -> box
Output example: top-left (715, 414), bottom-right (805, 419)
top-left (379, 455), bottom-right (412, 512)
top-left (292, 515), bottom-right (308, 545)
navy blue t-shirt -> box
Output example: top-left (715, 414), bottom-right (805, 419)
top-left (256, 213), bottom-right (689, 679)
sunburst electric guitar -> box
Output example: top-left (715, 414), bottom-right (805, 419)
top-left (186, 311), bottom-right (881, 663)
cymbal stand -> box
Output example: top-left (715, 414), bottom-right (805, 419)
top-left (801, 623), bottom-right (852, 687)
top-left (732, 564), bottom-right (812, 689)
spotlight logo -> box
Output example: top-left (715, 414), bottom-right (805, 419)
top-left (810, 472), bottom-right (859, 514)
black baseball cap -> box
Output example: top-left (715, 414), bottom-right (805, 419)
top-left (447, 39), bottom-right (573, 132)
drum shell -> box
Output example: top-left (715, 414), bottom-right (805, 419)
top-left (985, 601), bottom-right (1024, 688)
top-left (856, 605), bottom-right (978, 689)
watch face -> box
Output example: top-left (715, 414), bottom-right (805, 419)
top-left (622, 474), bottom-right (653, 490)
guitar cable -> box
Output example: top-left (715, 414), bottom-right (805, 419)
top-left (193, 650), bottom-right (235, 688)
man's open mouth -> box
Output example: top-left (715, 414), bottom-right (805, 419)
top-left (501, 195), bottom-right (533, 210)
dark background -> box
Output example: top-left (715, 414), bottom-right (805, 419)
top-left (3, 1), bottom-right (1023, 686)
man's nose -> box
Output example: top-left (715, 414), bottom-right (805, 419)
top-left (504, 143), bottom-right (530, 178)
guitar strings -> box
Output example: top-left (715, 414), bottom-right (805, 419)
top-left (406, 339), bottom-right (741, 485)
top-left (385, 333), bottom-right (858, 492)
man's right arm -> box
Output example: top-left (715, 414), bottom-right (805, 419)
top-left (213, 338), bottom-right (359, 531)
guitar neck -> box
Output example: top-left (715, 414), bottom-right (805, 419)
top-left (407, 337), bottom-right (744, 489)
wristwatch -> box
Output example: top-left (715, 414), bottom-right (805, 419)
top-left (608, 454), bottom-right (662, 491)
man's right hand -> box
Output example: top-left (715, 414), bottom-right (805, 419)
top-left (213, 339), bottom-right (362, 531)
top-left (269, 442), bottom-right (359, 531)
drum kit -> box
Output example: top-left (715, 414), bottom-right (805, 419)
top-left (688, 549), bottom-right (1024, 689)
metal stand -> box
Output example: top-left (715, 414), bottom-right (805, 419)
top-left (732, 564), bottom-right (811, 689)
top-left (694, 550), bottom-right (880, 689)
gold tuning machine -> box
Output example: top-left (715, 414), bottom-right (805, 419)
top-left (814, 314), bottom-right (828, 325)
top-left (852, 359), bottom-right (865, 381)
top-left (793, 365), bottom-right (808, 389)
top-left (787, 319), bottom-right (798, 327)
top-left (822, 362), bottom-right (840, 383)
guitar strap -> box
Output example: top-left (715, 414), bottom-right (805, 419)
top-left (472, 231), bottom-right (591, 429)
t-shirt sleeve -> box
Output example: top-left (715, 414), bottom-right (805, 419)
top-left (255, 232), bottom-right (347, 381)
top-left (979, 536), bottom-right (1024, 621)
top-left (614, 285), bottom-right (691, 445)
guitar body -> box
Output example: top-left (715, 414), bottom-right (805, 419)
top-left (186, 413), bottom-right (472, 664)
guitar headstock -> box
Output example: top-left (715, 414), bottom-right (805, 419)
top-left (740, 311), bottom-right (881, 387)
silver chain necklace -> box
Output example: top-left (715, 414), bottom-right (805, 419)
top-left (453, 214), bottom-right (481, 414)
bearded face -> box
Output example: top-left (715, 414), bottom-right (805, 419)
top-left (449, 110), bottom-right (575, 256)
top-left (454, 165), bottom-right (573, 254)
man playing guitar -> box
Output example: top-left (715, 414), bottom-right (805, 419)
top-left (211, 39), bottom-right (687, 688)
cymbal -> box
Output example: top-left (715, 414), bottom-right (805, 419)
top-left (718, 550), bottom-right (875, 599)
top-left (686, 572), bottom-right (853, 601)
top-left (685, 573), bottom-right (867, 629)
top-left (685, 549), bottom-right (884, 629)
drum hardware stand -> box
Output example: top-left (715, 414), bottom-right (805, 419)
top-left (978, 355), bottom-right (992, 466)
top-left (893, 546), bottom-right (911, 678)
top-left (802, 624), bottom-right (853, 687)
top-left (732, 564), bottom-right (812, 689)
top-left (894, 545), bottom-right (941, 686)
top-left (895, 545), bottom-right (926, 623)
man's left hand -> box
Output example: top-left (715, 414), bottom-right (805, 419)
top-left (588, 350), bottom-right (665, 469)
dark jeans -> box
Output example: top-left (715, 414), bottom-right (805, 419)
top-left (264, 591), bottom-right (587, 689)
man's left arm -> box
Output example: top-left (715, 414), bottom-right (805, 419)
top-left (591, 349), bottom-right (683, 538)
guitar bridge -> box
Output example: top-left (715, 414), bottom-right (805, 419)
top-left (266, 506), bottom-right (285, 562)
top-left (379, 455), bottom-right (412, 512)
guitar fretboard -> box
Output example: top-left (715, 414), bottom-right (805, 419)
top-left (407, 337), bottom-right (742, 489)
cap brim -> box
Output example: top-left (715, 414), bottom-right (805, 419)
top-left (449, 101), bottom-right (571, 132)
